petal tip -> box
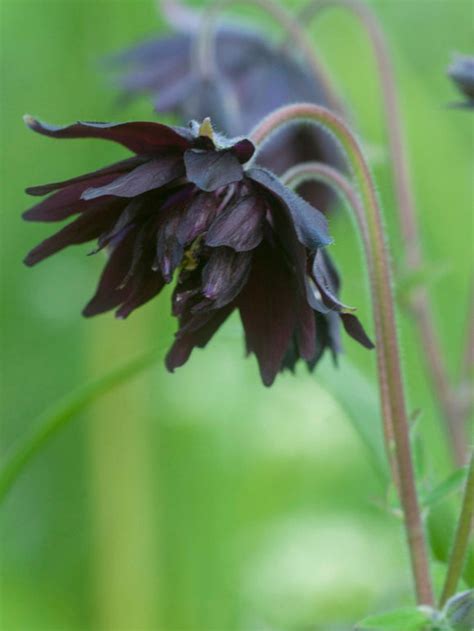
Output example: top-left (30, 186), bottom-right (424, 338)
top-left (23, 114), bottom-right (37, 129)
top-left (23, 252), bottom-right (36, 267)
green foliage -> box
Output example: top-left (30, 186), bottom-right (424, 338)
top-left (421, 469), bottom-right (468, 510)
top-left (356, 607), bottom-right (433, 631)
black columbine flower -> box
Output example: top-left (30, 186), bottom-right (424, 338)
top-left (447, 54), bottom-right (474, 108)
top-left (105, 0), bottom-right (342, 214)
top-left (23, 115), bottom-right (373, 385)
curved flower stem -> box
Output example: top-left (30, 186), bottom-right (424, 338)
top-left (282, 161), bottom-right (401, 493)
top-left (193, 0), bottom-right (343, 114)
top-left (440, 452), bottom-right (474, 607)
top-left (0, 348), bottom-right (162, 503)
top-left (251, 103), bottom-right (434, 605)
top-left (294, 0), bottom-right (466, 467)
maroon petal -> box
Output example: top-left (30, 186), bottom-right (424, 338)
top-left (238, 242), bottom-right (297, 386)
top-left (154, 211), bottom-right (184, 282)
top-left (202, 248), bottom-right (252, 308)
top-left (24, 200), bottom-right (125, 266)
top-left (232, 138), bottom-right (255, 164)
top-left (247, 167), bottom-right (332, 250)
top-left (115, 266), bottom-right (165, 319)
top-left (296, 295), bottom-right (316, 361)
top-left (312, 249), bottom-right (354, 313)
top-left (176, 192), bottom-right (219, 245)
top-left (82, 155), bottom-right (184, 199)
top-left (340, 313), bottom-right (374, 349)
top-left (206, 194), bottom-right (265, 251)
top-left (184, 149), bottom-right (244, 192)
top-left (24, 116), bottom-right (193, 154)
top-left (96, 198), bottom-right (144, 250)
top-left (25, 156), bottom-right (147, 196)
top-left (165, 305), bottom-right (233, 371)
top-left (83, 228), bottom-right (136, 317)
top-left (23, 175), bottom-right (119, 222)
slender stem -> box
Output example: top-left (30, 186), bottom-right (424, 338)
top-left (251, 103), bottom-right (434, 605)
top-left (282, 161), bottom-right (402, 492)
top-left (0, 348), bottom-right (162, 503)
top-left (193, 0), bottom-right (343, 114)
top-left (296, 0), bottom-right (467, 466)
top-left (440, 452), bottom-right (474, 607)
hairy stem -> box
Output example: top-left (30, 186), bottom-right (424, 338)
top-left (193, 0), bottom-right (343, 113)
top-left (282, 161), bottom-right (401, 492)
top-left (0, 348), bottom-right (162, 502)
top-left (252, 103), bottom-right (433, 605)
top-left (295, 0), bottom-right (467, 465)
top-left (440, 452), bottom-right (474, 607)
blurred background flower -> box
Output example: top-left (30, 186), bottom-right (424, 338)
top-left (105, 0), bottom-right (343, 214)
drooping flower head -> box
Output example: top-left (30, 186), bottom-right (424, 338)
top-left (105, 0), bottom-right (342, 214)
top-left (23, 115), bottom-right (373, 385)
top-left (447, 54), bottom-right (474, 108)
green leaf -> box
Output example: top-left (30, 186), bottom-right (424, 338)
top-left (0, 347), bottom-right (163, 503)
top-left (356, 607), bottom-right (432, 630)
top-left (422, 469), bottom-right (467, 509)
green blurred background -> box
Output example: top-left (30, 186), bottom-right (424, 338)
top-left (0, 1), bottom-right (472, 629)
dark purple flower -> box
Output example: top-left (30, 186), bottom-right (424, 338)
top-left (105, 0), bottom-right (342, 214)
top-left (23, 116), bottom-right (372, 385)
top-left (448, 54), bottom-right (474, 108)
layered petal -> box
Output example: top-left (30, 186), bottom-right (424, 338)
top-left (24, 200), bottom-right (125, 266)
top-left (201, 248), bottom-right (252, 308)
top-left (83, 227), bottom-right (137, 317)
top-left (82, 154), bottom-right (184, 199)
top-left (248, 167), bottom-right (332, 251)
top-left (206, 194), bottom-right (265, 251)
top-left (23, 176), bottom-right (119, 222)
top-left (184, 149), bottom-right (244, 192)
top-left (238, 241), bottom-right (297, 386)
top-left (25, 156), bottom-right (147, 196)
top-left (166, 305), bottom-right (234, 371)
top-left (340, 313), bottom-right (374, 349)
top-left (24, 116), bottom-right (193, 154)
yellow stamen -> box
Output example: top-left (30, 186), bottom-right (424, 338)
top-left (198, 117), bottom-right (214, 141)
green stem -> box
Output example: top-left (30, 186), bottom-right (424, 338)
top-left (0, 348), bottom-right (162, 503)
top-left (440, 452), bottom-right (474, 607)
top-left (251, 103), bottom-right (433, 605)
top-left (193, 0), bottom-right (343, 114)
top-left (296, 0), bottom-right (466, 467)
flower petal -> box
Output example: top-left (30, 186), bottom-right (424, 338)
top-left (247, 167), bottom-right (332, 250)
top-left (238, 241), bottom-right (297, 386)
top-left (176, 192), bottom-right (219, 245)
top-left (206, 194), bottom-right (265, 251)
top-left (82, 155), bottom-right (184, 199)
top-left (24, 200), bottom-right (125, 266)
top-left (165, 305), bottom-right (233, 371)
top-left (25, 156), bottom-right (147, 196)
top-left (312, 249), bottom-right (354, 312)
top-left (295, 294), bottom-right (316, 361)
top-left (184, 149), bottom-right (244, 192)
top-left (154, 211), bottom-right (184, 282)
top-left (115, 267), bottom-right (165, 319)
top-left (24, 116), bottom-right (193, 154)
top-left (202, 248), bottom-right (252, 308)
top-left (23, 175), bottom-right (119, 222)
top-left (82, 227), bottom-right (137, 317)
top-left (340, 313), bottom-right (374, 349)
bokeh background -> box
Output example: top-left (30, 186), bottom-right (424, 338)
top-left (1, 1), bottom-right (473, 629)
